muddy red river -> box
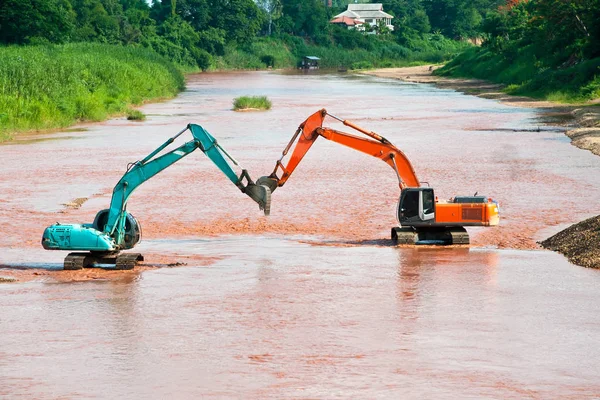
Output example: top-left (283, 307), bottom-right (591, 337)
top-left (1, 72), bottom-right (600, 398)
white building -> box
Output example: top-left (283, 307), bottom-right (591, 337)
top-left (332, 3), bottom-right (394, 33)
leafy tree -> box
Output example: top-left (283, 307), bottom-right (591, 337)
top-left (197, 27), bottom-right (226, 55)
top-left (70, 0), bottom-right (123, 43)
top-left (206, 0), bottom-right (264, 44)
top-left (423, 0), bottom-right (503, 38)
top-left (122, 4), bottom-right (159, 44)
top-left (151, 0), bottom-right (209, 30)
top-left (279, 0), bottom-right (328, 37)
top-left (158, 14), bottom-right (199, 50)
top-left (528, 0), bottom-right (600, 60)
top-left (0, 0), bottom-right (75, 44)
top-left (256, 0), bottom-right (282, 36)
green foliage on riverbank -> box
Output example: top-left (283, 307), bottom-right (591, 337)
top-left (0, 43), bottom-right (184, 138)
top-left (233, 96), bottom-right (272, 111)
top-left (439, 47), bottom-right (600, 102)
top-left (438, 0), bottom-right (600, 102)
top-left (0, 0), bottom-right (480, 73)
top-left (211, 32), bottom-right (470, 71)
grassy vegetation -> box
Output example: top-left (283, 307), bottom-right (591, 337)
top-left (233, 96), bottom-right (272, 111)
top-left (0, 33), bottom-right (469, 140)
top-left (210, 34), bottom-right (470, 71)
top-left (0, 42), bottom-right (185, 140)
top-left (126, 109), bottom-right (146, 121)
top-left (437, 46), bottom-right (600, 103)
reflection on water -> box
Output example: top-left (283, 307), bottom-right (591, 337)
top-left (1, 238), bottom-right (600, 398)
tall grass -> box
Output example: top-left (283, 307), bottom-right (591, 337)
top-left (233, 96), bottom-right (272, 111)
top-left (438, 46), bottom-right (600, 103)
top-left (0, 43), bottom-right (184, 139)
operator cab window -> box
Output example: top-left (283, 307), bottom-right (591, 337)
top-left (402, 190), bottom-right (419, 219)
top-left (423, 189), bottom-right (434, 215)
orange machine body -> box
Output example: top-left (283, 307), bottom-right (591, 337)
top-left (260, 109), bottom-right (499, 232)
top-left (433, 201), bottom-right (499, 226)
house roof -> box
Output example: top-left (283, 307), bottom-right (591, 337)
top-left (353, 10), bottom-right (393, 19)
top-left (330, 16), bottom-right (364, 26)
top-left (334, 10), bottom-right (360, 19)
top-left (334, 4), bottom-right (393, 20)
top-left (348, 3), bottom-right (383, 11)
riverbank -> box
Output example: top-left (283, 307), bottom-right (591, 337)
top-left (540, 215), bottom-right (600, 269)
top-left (0, 43), bottom-right (185, 142)
top-left (362, 65), bottom-right (600, 157)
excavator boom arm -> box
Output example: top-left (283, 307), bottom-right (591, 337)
top-left (105, 124), bottom-right (269, 244)
top-left (263, 109), bottom-right (420, 190)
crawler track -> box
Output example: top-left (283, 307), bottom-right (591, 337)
top-left (391, 226), bottom-right (469, 245)
top-left (63, 252), bottom-right (144, 270)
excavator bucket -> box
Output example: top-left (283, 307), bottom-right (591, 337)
top-left (256, 176), bottom-right (279, 193)
top-left (244, 183), bottom-right (272, 216)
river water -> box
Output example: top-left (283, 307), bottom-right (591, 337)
top-left (1, 72), bottom-right (600, 398)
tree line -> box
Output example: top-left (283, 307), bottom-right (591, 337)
top-left (2, 0), bottom-right (596, 71)
top-left (0, 0), bottom-right (511, 68)
top-left (482, 0), bottom-right (599, 64)
top-left (438, 0), bottom-right (600, 101)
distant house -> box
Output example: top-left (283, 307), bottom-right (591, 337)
top-left (330, 16), bottom-right (365, 29)
top-left (331, 3), bottom-right (394, 33)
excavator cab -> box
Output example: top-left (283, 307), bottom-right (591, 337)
top-left (398, 188), bottom-right (435, 226)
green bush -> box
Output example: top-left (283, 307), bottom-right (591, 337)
top-left (438, 46), bottom-right (600, 102)
top-left (126, 109), bottom-right (146, 121)
top-left (190, 47), bottom-right (212, 70)
top-left (233, 96), bottom-right (272, 111)
top-left (260, 54), bottom-right (275, 67)
top-left (0, 43), bottom-right (184, 139)
top-left (350, 61), bottom-right (374, 70)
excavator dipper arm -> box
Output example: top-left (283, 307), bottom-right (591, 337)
top-left (102, 123), bottom-right (270, 245)
top-left (258, 109), bottom-right (420, 192)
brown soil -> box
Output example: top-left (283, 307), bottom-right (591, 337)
top-left (0, 254), bottom-right (220, 283)
top-left (566, 107), bottom-right (600, 156)
top-left (362, 66), bottom-right (600, 156)
top-left (540, 215), bottom-right (600, 268)
top-left (234, 108), bottom-right (266, 112)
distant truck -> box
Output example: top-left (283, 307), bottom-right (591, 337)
top-left (300, 56), bottom-right (320, 70)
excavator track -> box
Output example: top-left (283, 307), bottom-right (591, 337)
top-left (63, 252), bottom-right (144, 270)
top-left (64, 253), bottom-right (94, 270)
top-left (115, 253), bottom-right (144, 270)
top-left (391, 226), bottom-right (470, 245)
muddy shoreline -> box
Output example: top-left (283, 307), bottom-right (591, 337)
top-left (362, 66), bottom-right (600, 157)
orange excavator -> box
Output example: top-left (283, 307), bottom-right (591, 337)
top-left (257, 109), bottom-right (499, 244)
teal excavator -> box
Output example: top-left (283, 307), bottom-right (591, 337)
top-left (42, 124), bottom-right (271, 270)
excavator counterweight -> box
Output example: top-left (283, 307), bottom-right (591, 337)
top-left (258, 109), bottom-right (499, 245)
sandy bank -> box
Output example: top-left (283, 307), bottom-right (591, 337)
top-left (362, 66), bottom-right (600, 157)
top-left (540, 215), bottom-right (600, 269)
